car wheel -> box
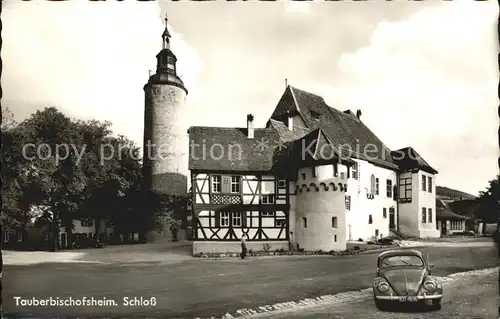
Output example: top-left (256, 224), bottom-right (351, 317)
top-left (431, 298), bottom-right (441, 310)
top-left (374, 298), bottom-right (388, 311)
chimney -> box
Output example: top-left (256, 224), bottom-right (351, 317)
top-left (356, 109), bottom-right (362, 119)
top-left (247, 114), bottom-right (254, 139)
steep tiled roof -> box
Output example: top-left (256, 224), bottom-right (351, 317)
top-left (267, 119), bottom-right (310, 142)
top-left (436, 199), bottom-right (468, 220)
top-left (188, 126), bottom-right (280, 171)
top-left (188, 120), bottom-right (349, 172)
top-left (188, 86), bottom-right (437, 173)
top-left (271, 86), bottom-right (398, 170)
top-left (391, 147), bottom-right (438, 174)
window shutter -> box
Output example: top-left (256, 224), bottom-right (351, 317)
top-left (221, 175), bottom-right (230, 193)
top-left (242, 211), bottom-right (247, 227)
top-left (215, 212), bottom-right (220, 228)
top-left (393, 185), bottom-right (398, 200)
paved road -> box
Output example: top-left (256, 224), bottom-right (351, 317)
top-left (3, 245), bottom-right (498, 318)
top-left (252, 269), bottom-right (500, 318)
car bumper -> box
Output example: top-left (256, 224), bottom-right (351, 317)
top-left (375, 294), bottom-right (442, 301)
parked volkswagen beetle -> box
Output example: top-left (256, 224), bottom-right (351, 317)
top-left (373, 249), bottom-right (442, 310)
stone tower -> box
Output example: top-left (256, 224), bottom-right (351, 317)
top-left (143, 13), bottom-right (189, 201)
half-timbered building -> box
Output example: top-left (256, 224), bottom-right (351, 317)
top-left (188, 86), bottom-right (439, 254)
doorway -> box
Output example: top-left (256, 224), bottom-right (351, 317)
top-left (389, 209), bottom-right (395, 230)
top-left (441, 220), bottom-right (447, 235)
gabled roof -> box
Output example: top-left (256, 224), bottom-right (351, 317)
top-left (436, 199), bottom-right (468, 220)
top-left (188, 120), bottom-right (350, 172)
top-left (270, 86), bottom-right (398, 170)
top-left (391, 147), bottom-right (438, 174)
top-left (188, 126), bottom-right (280, 171)
top-left (188, 86), bottom-right (437, 174)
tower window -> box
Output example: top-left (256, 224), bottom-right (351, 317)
top-left (332, 217), bottom-right (338, 228)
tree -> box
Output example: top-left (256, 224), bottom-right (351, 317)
top-left (18, 108), bottom-right (88, 251)
top-left (3, 106), bottom-right (164, 250)
top-left (2, 106), bottom-right (17, 131)
top-left (82, 134), bottom-right (143, 241)
top-left (477, 175), bottom-right (500, 223)
top-left (2, 107), bottom-right (32, 230)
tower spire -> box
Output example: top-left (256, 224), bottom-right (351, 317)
top-left (146, 11), bottom-right (187, 95)
top-left (162, 13), bottom-right (171, 50)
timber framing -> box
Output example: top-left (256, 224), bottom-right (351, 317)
top-left (191, 171), bottom-right (290, 241)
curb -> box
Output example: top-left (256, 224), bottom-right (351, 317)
top-left (214, 266), bottom-right (499, 319)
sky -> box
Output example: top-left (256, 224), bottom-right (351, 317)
top-left (2, 0), bottom-right (498, 196)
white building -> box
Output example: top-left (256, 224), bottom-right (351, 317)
top-left (188, 86), bottom-right (440, 254)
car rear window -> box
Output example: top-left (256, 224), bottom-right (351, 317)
top-left (381, 255), bottom-right (423, 268)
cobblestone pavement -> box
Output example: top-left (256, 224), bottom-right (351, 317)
top-left (250, 269), bottom-right (499, 319)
